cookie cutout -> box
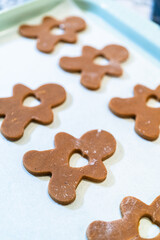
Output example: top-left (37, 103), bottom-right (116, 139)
top-left (19, 16), bottom-right (86, 53)
top-left (0, 84), bottom-right (66, 141)
top-left (109, 84), bottom-right (160, 141)
top-left (59, 44), bottom-right (129, 90)
top-left (87, 195), bottom-right (160, 240)
top-left (23, 130), bottom-right (116, 205)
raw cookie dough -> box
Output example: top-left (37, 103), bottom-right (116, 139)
top-left (60, 44), bottom-right (129, 90)
top-left (0, 83), bottom-right (66, 141)
top-left (109, 84), bottom-right (160, 141)
top-left (19, 16), bottom-right (86, 53)
top-left (87, 195), bottom-right (160, 240)
top-left (23, 130), bottom-right (116, 205)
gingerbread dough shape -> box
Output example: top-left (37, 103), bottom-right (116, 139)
top-left (87, 195), bottom-right (160, 240)
top-left (23, 130), bottom-right (116, 205)
top-left (109, 84), bottom-right (160, 141)
top-left (19, 16), bottom-right (86, 53)
top-left (59, 44), bottom-right (129, 90)
top-left (0, 84), bottom-right (66, 141)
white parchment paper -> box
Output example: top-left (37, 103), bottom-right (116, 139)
top-left (0, 1), bottom-right (160, 239)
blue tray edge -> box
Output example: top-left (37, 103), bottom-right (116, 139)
top-left (74, 0), bottom-right (160, 61)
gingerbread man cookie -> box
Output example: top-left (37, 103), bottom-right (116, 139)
top-left (59, 44), bottom-right (129, 90)
top-left (23, 130), bottom-right (116, 205)
top-left (109, 84), bottom-right (160, 141)
top-left (19, 16), bottom-right (86, 53)
top-left (0, 84), bottom-right (66, 141)
top-left (87, 195), bottom-right (160, 240)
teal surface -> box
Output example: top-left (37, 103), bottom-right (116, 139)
top-left (0, 0), bottom-right (159, 61)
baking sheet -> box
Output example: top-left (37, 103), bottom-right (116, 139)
top-left (0, 0), bottom-right (160, 239)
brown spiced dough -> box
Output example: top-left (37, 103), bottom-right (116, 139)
top-left (59, 45), bottom-right (129, 90)
top-left (87, 195), bottom-right (160, 240)
top-left (19, 16), bottom-right (86, 53)
top-left (0, 84), bottom-right (66, 141)
top-left (109, 84), bottom-right (160, 141)
top-left (23, 130), bottom-right (116, 205)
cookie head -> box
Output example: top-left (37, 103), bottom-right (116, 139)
top-left (63, 16), bottom-right (86, 32)
top-left (35, 84), bottom-right (66, 107)
top-left (102, 44), bottom-right (129, 63)
top-left (80, 129), bottom-right (116, 161)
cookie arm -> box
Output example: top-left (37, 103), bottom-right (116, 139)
top-left (0, 85), bottom-right (29, 115)
top-left (59, 56), bottom-right (83, 72)
top-left (31, 106), bottom-right (53, 125)
top-left (134, 84), bottom-right (152, 96)
top-left (109, 97), bottom-right (137, 117)
top-left (1, 115), bottom-right (26, 141)
top-left (23, 150), bottom-right (53, 176)
top-left (120, 196), bottom-right (150, 221)
top-left (87, 219), bottom-right (125, 240)
top-left (19, 25), bottom-right (41, 38)
top-left (13, 84), bottom-right (31, 98)
top-left (105, 62), bottom-right (122, 77)
top-left (83, 161), bottom-right (107, 182)
top-left (82, 46), bottom-right (97, 58)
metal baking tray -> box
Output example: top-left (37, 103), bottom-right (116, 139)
top-left (0, 0), bottom-right (160, 239)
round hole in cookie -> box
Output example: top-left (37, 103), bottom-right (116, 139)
top-left (23, 96), bottom-right (40, 107)
top-left (138, 217), bottom-right (160, 238)
top-left (93, 56), bottom-right (109, 66)
top-left (69, 153), bottom-right (88, 168)
top-left (146, 97), bottom-right (160, 108)
top-left (50, 27), bottom-right (64, 35)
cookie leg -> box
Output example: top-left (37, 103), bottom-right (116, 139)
top-left (83, 161), bottom-right (107, 182)
top-left (48, 174), bottom-right (78, 205)
top-left (1, 116), bottom-right (26, 141)
top-left (37, 35), bottom-right (59, 53)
